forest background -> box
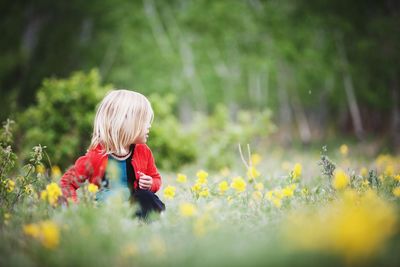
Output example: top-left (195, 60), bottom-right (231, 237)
top-left (0, 0), bottom-right (399, 169)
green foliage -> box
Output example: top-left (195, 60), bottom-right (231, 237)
top-left (18, 69), bottom-right (111, 169)
top-left (0, 119), bottom-right (48, 217)
top-left (17, 71), bottom-right (199, 171)
top-left (147, 94), bottom-right (197, 170)
top-left (192, 105), bottom-right (276, 170)
top-left (148, 99), bottom-right (277, 171)
top-left (318, 146), bottom-right (336, 179)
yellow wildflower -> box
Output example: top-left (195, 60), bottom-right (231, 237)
top-left (394, 174), bottom-right (400, 182)
top-left (36, 164), bottom-right (46, 175)
top-left (23, 223), bottom-right (41, 238)
top-left (218, 181), bottom-right (229, 194)
top-left (282, 185), bottom-right (296, 198)
top-left (40, 220), bottom-right (60, 249)
top-left (46, 182), bottom-right (62, 206)
top-left (4, 213), bottom-right (11, 225)
top-left (333, 170), bottom-right (349, 190)
top-left (254, 182), bottom-right (264, 191)
top-left (176, 173), bottom-right (187, 183)
top-left (87, 183), bottom-right (98, 194)
top-left (247, 166), bottom-right (260, 180)
top-left (251, 153), bottom-right (262, 166)
top-left (360, 167), bottom-right (369, 177)
top-left (180, 203), bottom-right (197, 217)
top-left (5, 179), bottom-right (15, 193)
top-left (231, 176), bottom-right (246, 193)
top-left (196, 170), bottom-right (208, 184)
top-left (163, 185), bottom-right (176, 200)
top-left (393, 187), bottom-right (400, 197)
top-left (384, 164), bottom-right (394, 176)
top-left (24, 184), bottom-right (34, 195)
top-left (284, 190), bottom-right (397, 262)
top-left (292, 163), bottom-right (302, 180)
top-left (191, 183), bottom-right (202, 193)
top-left (332, 191), bottom-right (396, 260)
top-left (199, 188), bottom-right (210, 198)
top-left (271, 197), bottom-right (282, 208)
top-left (339, 144), bottom-right (349, 156)
top-left (24, 220), bottom-right (61, 249)
top-left (361, 179), bottom-right (370, 188)
top-left (51, 166), bottom-right (62, 179)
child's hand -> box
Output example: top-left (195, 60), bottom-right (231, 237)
top-left (137, 171), bottom-right (153, 190)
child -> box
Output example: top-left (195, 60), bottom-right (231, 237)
top-left (60, 89), bottom-right (165, 218)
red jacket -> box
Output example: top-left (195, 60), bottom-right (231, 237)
top-left (60, 144), bottom-right (161, 202)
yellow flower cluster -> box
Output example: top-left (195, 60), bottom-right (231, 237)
top-left (51, 166), bottom-right (62, 179)
top-left (41, 182), bottom-right (62, 206)
top-left (292, 163), bottom-right (302, 180)
top-left (4, 213), bottom-right (11, 225)
top-left (163, 185), bottom-right (176, 200)
top-left (339, 144), bottom-right (349, 156)
top-left (393, 187), bottom-right (400, 197)
top-left (24, 184), bottom-right (34, 195)
top-left (247, 166), bottom-right (260, 180)
top-left (251, 153), bottom-right (262, 166)
top-left (265, 184), bottom-right (296, 208)
top-left (332, 169), bottom-right (349, 190)
top-left (375, 154), bottom-right (400, 177)
top-left (4, 179), bottom-right (15, 193)
top-left (179, 202), bottom-right (197, 217)
top-left (284, 189), bottom-right (397, 262)
top-left (230, 176), bottom-right (246, 193)
top-left (36, 164), bottom-right (46, 175)
top-left (218, 181), bottom-right (229, 194)
top-left (360, 167), bottom-right (369, 177)
top-left (196, 170), bottom-right (208, 184)
top-left (176, 173), bottom-right (187, 183)
top-left (190, 170), bottom-right (210, 198)
top-left (23, 220), bottom-right (60, 249)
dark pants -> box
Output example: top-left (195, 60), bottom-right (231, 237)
top-left (130, 189), bottom-right (165, 219)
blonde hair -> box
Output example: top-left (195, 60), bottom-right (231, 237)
top-left (89, 89), bottom-right (153, 155)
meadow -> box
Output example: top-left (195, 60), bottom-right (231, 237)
top-left (1, 1), bottom-right (399, 266)
top-left (1, 117), bottom-right (399, 267)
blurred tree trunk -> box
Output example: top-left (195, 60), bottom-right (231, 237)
top-left (143, 0), bottom-right (173, 55)
top-left (178, 38), bottom-right (207, 112)
top-left (248, 71), bottom-right (263, 108)
top-left (336, 35), bottom-right (364, 139)
top-left (390, 76), bottom-right (400, 152)
top-left (291, 89), bottom-right (311, 145)
top-left (277, 64), bottom-right (293, 145)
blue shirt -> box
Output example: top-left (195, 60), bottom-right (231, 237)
top-left (96, 155), bottom-right (131, 202)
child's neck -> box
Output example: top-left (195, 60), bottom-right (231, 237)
top-left (114, 146), bottom-right (131, 157)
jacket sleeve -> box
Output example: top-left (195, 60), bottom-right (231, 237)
top-left (59, 153), bottom-right (93, 202)
top-left (146, 146), bottom-right (162, 193)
